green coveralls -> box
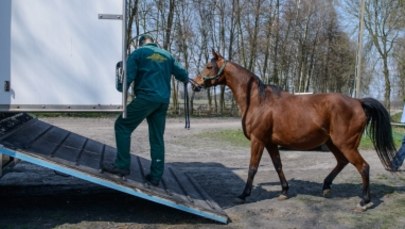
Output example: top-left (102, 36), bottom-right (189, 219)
top-left (115, 43), bottom-right (188, 181)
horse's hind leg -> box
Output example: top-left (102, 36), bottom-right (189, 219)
top-left (322, 140), bottom-right (349, 197)
top-left (266, 144), bottom-right (289, 200)
top-left (237, 137), bottom-right (265, 202)
top-left (332, 145), bottom-right (371, 209)
top-left (348, 151), bottom-right (371, 209)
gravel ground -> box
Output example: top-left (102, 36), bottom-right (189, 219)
top-left (1, 116), bottom-right (405, 229)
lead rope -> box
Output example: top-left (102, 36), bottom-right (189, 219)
top-left (184, 81), bottom-right (190, 129)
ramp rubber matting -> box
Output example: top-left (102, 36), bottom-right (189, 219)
top-left (0, 113), bottom-right (228, 223)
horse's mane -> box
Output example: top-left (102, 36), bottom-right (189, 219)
top-left (267, 84), bottom-right (283, 97)
top-left (229, 61), bottom-right (282, 99)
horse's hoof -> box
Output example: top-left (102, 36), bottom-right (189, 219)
top-left (322, 189), bottom-right (332, 198)
top-left (353, 202), bottom-right (374, 212)
top-left (233, 197), bottom-right (246, 204)
top-left (278, 194), bottom-right (289, 201)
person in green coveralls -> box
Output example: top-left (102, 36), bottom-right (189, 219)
top-left (103, 34), bottom-right (189, 186)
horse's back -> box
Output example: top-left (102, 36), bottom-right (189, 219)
top-left (290, 93), bottom-right (367, 127)
top-left (274, 92), bottom-right (362, 117)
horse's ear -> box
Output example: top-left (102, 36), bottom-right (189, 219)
top-left (212, 49), bottom-right (223, 60)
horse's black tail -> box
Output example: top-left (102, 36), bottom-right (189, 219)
top-left (361, 98), bottom-right (399, 171)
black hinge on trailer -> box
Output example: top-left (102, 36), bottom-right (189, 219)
top-left (98, 14), bottom-right (122, 20)
top-left (4, 81), bottom-right (10, 92)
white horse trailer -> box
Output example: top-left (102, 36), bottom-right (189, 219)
top-left (0, 0), bottom-right (127, 112)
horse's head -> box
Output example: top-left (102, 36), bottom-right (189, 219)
top-left (191, 50), bottom-right (228, 92)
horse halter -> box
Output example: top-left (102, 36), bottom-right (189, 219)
top-left (202, 60), bottom-right (228, 82)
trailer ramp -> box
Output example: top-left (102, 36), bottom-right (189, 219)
top-left (0, 113), bottom-right (228, 223)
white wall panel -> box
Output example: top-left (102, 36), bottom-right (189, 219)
top-left (0, 0), bottom-right (123, 111)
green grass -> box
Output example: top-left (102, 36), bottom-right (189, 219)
top-left (199, 129), bottom-right (250, 148)
top-left (360, 127), bottom-right (405, 149)
top-left (391, 112), bottom-right (403, 122)
top-left (199, 127), bottom-right (405, 150)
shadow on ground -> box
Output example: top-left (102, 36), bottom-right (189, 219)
top-left (0, 161), bottom-right (404, 228)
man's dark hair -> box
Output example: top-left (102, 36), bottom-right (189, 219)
top-left (138, 34), bottom-right (155, 46)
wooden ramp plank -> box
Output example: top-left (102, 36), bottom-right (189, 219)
top-left (0, 113), bottom-right (228, 224)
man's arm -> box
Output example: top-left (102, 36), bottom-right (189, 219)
top-left (125, 52), bottom-right (138, 89)
top-left (172, 59), bottom-right (189, 82)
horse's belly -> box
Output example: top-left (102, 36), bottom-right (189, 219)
top-left (274, 134), bottom-right (328, 150)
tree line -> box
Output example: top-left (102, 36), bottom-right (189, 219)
top-left (125, 0), bottom-right (405, 115)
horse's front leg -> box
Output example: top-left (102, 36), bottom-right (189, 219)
top-left (237, 137), bottom-right (264, 202)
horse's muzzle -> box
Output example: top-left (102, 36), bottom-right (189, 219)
top-left (192, 85), bottom-right (202, 92)
top-left (189, 79), bottom-right (202, 92)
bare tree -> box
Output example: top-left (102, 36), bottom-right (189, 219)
top-left (127, 0), bottom-right (139, 51)
top-left (174, 0), bottom-right (194, 115)
top-left (394, 37), bottom-right (405, 101)
top-left (364, 0), bottom-right (404, 110)
top-left (344, 0), bottom-right (405, 110)
top-left (271, 0), bottom-right (281, 85)
top-left (124, 0), bottom-right (403, 116)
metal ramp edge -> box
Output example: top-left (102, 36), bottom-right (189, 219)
top-left (0, 113), bottom-right (229, 224)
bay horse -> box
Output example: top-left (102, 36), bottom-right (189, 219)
top-left (191, 50), bottom-right (404, 211)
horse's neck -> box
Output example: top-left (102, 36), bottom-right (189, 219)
top-left (225, 65), bottom-right (258, 115)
